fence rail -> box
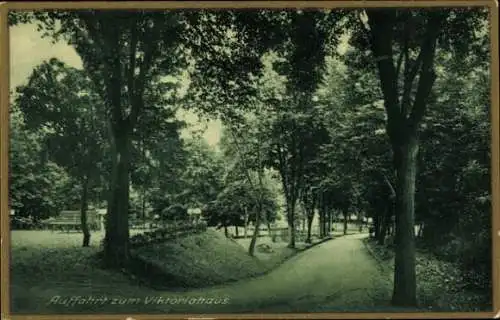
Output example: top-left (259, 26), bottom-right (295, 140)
top-left (129, 221), bottom-right (208, 248)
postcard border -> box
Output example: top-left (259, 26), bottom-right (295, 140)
top-left (1, 1), bottom-right (498, 319)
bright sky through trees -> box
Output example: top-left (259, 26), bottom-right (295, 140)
top-left (10, 22), bottom-right (223, 147)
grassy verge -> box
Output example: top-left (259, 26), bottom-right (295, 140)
top-left (10, 229), bottom-right (335, 313)
top-left (130, 229), bottom-right (333, 289)
top-left (362, 238), bottom-right (492, 312)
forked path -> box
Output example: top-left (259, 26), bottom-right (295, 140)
top-left (161, 233), bottom-right (394, 313)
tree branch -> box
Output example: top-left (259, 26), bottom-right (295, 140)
top-left (366, 9), bottom-right (403, 142)
top-left (104, 22), bottom-right (125, 131)
top-left (126, 19), bottom-right (139, 108)
top-left (382, 172), bottom-right (397, 199)
top-left (398, 16), bottom-right (412, 117)
top-left (408, 12), bottom-right (445, 132)
top-left (78, 11), bottom-right (106, 49)
top-left (276, 143), bottom-right (290, 201)
top-left (357, 10), bottom-right (371, 35)
top-left (227, 125), bottom-right (257, 191)
top-left (76, 13), bottom-right (120, 131)
top-left (395, 12), bottom-right (411, 85)
top-left (395, 46), bottom-right (405, 87)
top-left (128, 18), bottom-right (160, 128)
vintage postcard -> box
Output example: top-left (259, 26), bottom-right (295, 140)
top-left (1, 1), bottom-right (498, 319)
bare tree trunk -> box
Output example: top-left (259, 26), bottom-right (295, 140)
top-left (244, 207), bottom-right (249, 238)
top-left (249, 204), bottom-right (262, 256)
top-left (343, 209), bottom-right (348, 236)
top-left (224, 224), bottom-right (228, 238)
top-left (417, 223), bottom-right (424, 238)
top-left (305, 205), bottom-right (314, 243)
top-left (378, 209), bottom-right (389, 245)
top-left (142, 189), bottom-right (146, 220)
top-left (318, 208), bottom-right (324, 238)
top-left (235, 225), bottom-right (239, 237)
top-left (104, 130), bottom-right (131, 267)
top-left (267, 222), bottom-right (275, 242)
top-left (80, 176), bottom-right (91, 247)
top-left (327, 209), bottom-right (332, 235)
top-left (392, 136), bottom-right (418, 306)
top-left (373, 211), bottom-right (380, 239)
top-left (287, 200), bottom-right (297, 248)
top-left (249, 165), bottom-right (266, 255)
top-left (322, 203), bottom-right (328, 237)
top-left (141, 137), bottom-right (147, 227)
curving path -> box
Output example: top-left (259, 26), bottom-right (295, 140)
top-left (157, 233), bottom-right (394, 313)
top-left (11, 233), bottom-right (395, 314)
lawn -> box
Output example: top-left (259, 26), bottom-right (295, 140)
top-left (9, 228), bottom-right (334, 313)
top-left (129, 228), bottom-right (337, 289)
top-left (10, 230), bottom-right (161, 313)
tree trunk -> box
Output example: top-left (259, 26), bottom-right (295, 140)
top-left (391, 136), bottom-right (418, 307)
top-left (141, 137), bottom-right (147, 224)
top-left (373, 211), bottom-right (380, 239)
top-left (318, 208), bottom-right (324, 238)
top-left (365, 7), bottom-right (442, 308)
top-left (235, 225), bottom-right (239, 237)
top-left (244, 208), bottom-right (249, 238)
top-left (326, 210), bottom-right (332, 236)
top-left (417, 223), bottom-right (424, 238)
top-left (224, 224), bottom-right (228, 238)
top-left (306, 211), bottom-right (314, 244)
top-left (323, 204), bottom-right (328, 237)
top-left (357, 212), bottom-right (363, 232)
top-left (249, 207), bottom-right (261, 256)
top-left (378, 213), bottom-right (388, 245)
top-left (80, 176), bottom-right (91, 247)
top-left (267, 222), bottom-right (275, 242)
top-left (287, 201), bottom-right (296, 248)
top-left (103, 131), bottom-right (131, 268)
top-left (142, 189), bottom-right (146, 219)
top-left (319, 208), bottom-right (324, 237)
top-left (343, 210), bottom-right (348, 236)
top-left (378, 222), bottom-right (387, 245)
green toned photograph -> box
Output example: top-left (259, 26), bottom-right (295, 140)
top-left (6, 4), bottom-right (494, 315)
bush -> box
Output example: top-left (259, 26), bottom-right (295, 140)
top-left (10, 217), bottom-right (36, 230)
top-left (434, 228), bottom-right (491, 291)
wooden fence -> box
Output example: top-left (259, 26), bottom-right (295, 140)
top-left (129, 221), bottom-right (208, 248)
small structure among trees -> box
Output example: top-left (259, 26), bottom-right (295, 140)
top-left (44, 210), bottom-right (100, 232)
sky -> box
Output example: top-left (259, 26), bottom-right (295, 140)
top-left (9, 23), bottom-right (223, 147)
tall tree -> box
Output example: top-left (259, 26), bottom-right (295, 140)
top-left (14, 10), bottom-right (188, 266)
top-left (129, 78), bottom-right (186, 222)
top-left (269, 10), bottom-right (341, 248)
top-left (9, 106), bottom-right (71, 222)
top-left (349, 7), bottom-right (489, 306)
top-left (15, 59), bottom-right (108, 247)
